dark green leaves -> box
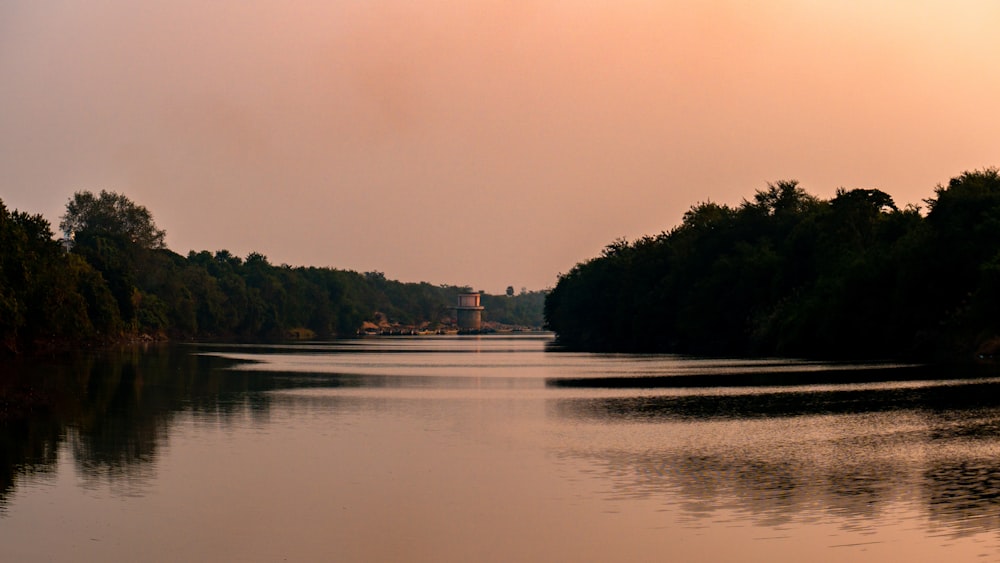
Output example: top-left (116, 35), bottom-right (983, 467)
top-left (60, 190), bottom-right (166, 250)
top-left (545, 170), bottom-right (1000, 361)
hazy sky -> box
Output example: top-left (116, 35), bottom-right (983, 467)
top-left (2, 1), bottom-right (999, 292)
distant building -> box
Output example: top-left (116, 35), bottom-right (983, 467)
top-left (455, 292), bottom-right (484, 331)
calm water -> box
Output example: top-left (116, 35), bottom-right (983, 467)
top-left (4, 335), bottom-right (1000, 561)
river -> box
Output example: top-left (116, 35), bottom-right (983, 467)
top-left (3, 335), bottom-right (1000, 561)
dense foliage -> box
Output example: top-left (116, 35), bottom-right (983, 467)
top-left (545, 170), bottom-right (1000, 361)
top-left (0, 191), bottom-right (545, 353)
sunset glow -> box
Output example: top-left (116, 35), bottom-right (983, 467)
top-left (2, 1), bottom-right (998, 291)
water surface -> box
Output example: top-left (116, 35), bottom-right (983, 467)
top-left (3, 336), bottom-right (1000, 561)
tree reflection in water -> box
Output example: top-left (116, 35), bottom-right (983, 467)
top-left (6, 344), bottom-right (1000, 548)
top-left (0, 345), bottom-right (274, 508)
top-left (550, 375), bottom-right (1000, 537)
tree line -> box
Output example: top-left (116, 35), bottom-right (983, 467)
top-left (544, 170), bottom-right (1000, 362)
top-left (0, 190), bottom-right (545, 353)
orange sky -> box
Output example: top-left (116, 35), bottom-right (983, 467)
top-left (2, 1), bottom-right (998, 292)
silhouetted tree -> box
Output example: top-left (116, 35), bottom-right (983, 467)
top-left (546, 171), bottom-right (1000, 361)
top-left (60, 190), bottom-right (166, 250)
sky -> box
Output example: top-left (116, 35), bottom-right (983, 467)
top-left (2, 1), bottom-right (999, 293)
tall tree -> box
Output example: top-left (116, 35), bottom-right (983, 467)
top-left (60, 191), bottom-right (167, 330)
top-left (60, 190), bottom-right (166, 250)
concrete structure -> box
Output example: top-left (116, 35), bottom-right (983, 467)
top-left (455, 292), bottom-right (485, 331)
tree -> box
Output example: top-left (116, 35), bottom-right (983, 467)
top-left (545, 178), bottom-right (934, 358)
top-left (59, 191), bottom-right (167, 332)
top-left (746, 180), bottom-right (819, 218)
top-left (60, 190), bottom-right (166, 250)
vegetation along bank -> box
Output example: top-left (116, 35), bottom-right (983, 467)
top-left (0, 190), bottom-right (545, 354)
top-left (544, 170), bottom-right (1000, 362)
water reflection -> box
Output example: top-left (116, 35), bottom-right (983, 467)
top-left (0, 413), bottom-right (60, 511)
top-left (924, 460), bottom-right (1000, 535)
top-left (551, 381), bottom-right (1000, 420)
top-left (0, 345), bottom-right (278, 509)
top-left (550, 376), bottom-right (1000, 537)
top-left (5, 337), bottom-right (1000, 559)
